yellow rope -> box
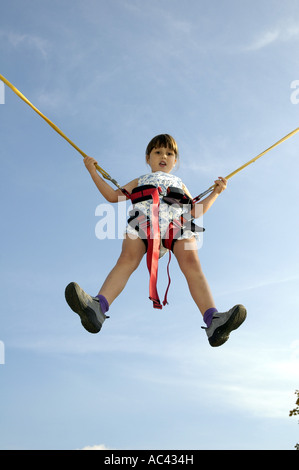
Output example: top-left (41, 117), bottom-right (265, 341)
top-left (225, 127), bottom-right (299, 180)
top-left (206, 127), bottom-right (299, 193)
top-left (0, 74), bottom-right (112, 181)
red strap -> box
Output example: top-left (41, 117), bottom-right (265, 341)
top-left (130, 185), bottom-right (174, 309)
top-left (146, 187), bottom-right (162, 309)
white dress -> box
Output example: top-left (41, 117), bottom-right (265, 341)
top-left (125, 171), bottom-right (200, 257)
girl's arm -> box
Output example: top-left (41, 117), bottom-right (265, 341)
top-left (84, 156), bottom-right (138, 203)
top-left (191, 177), bottom-right (227, 218)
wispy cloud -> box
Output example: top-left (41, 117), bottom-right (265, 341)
top-left (0, 30), bottom-right (49, 58)
top-left (13, 324), bottom-right (299, 420)
top-left (81, 443), bottom-right (112, 450)
top-left (245, 30), bottom-right (280, 51)
top-left (243, 23), bottom-right (299, 51)
top-left (217, 274), bottom-right (299, 298)
top-left (209, 342), bottom-right (299, 419)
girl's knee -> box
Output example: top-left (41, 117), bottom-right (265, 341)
top-left (182, 252), bottom-right (201, 273)
top-left (174, 240), bottom-right (202, 272)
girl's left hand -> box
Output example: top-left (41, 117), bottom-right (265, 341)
top-left (213, 177), bottom-right (227, 194)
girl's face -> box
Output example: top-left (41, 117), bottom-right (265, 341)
top-left (146, 146), bottom-right (177, 173)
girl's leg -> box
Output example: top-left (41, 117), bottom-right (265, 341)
top-left (65, 235), bottom-right (146, 334)
top-left (98, 234), bottom-right (146, 305)
top-left (173, 237), bottom-right (247, 347)
top-left (173, 237), bottom-right (216, 315)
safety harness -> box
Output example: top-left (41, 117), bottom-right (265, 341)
top-left (127, 184), bottom-right (204, 309)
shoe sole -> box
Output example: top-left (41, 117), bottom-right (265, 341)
top-left (209, 304), bottom-right (247, 347)
top-left (65, 282), bottom-right (102, 334)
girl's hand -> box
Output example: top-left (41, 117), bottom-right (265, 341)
top-left (213, 177), bottom-right (227, 194)
top-left (84, 156), bottom-right (98, 174)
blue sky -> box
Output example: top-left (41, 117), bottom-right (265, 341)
top-left (1, 0), bottom-right (299, 450)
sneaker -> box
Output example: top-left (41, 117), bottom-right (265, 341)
top-left (202, 304), bottom-right (247, 347)
top-left (65, 282), bottom-right (108, 334)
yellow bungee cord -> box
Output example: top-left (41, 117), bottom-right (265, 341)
top-left (0, 73), bottom-right (124, 192)
top-left (194, 126), bottom-right (299, 201)
top-left (1, 73), bottom-right (298, 201)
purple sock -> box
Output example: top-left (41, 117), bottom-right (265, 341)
top-left (95, 294), bottom-right (109, 314)
top-left (203, 308), bottom-right (218, 328)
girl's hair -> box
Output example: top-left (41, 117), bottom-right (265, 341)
top-left (145, 134), bottom-right (179, 160)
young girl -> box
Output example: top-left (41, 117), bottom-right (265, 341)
top-left (65, 134), bottom-right (246, 347)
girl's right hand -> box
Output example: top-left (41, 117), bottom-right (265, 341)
top-left (84, 156), bottom-right (98, 174)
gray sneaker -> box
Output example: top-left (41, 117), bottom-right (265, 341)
top-left (202, 305), bottom-right (247, 347)
top-left (65, 282), bottom-right (108, 334)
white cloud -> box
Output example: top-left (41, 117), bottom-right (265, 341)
top-left (245, 30), bottom-right (280, 51)
top-left (217, 274), bottom-right (299, 298)
top-left (81, 443), bottom-right (112, 450)
top-left (244, 24), bottom-right (299, 51)
top-left (0, 30), bottom-right (49, 57)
